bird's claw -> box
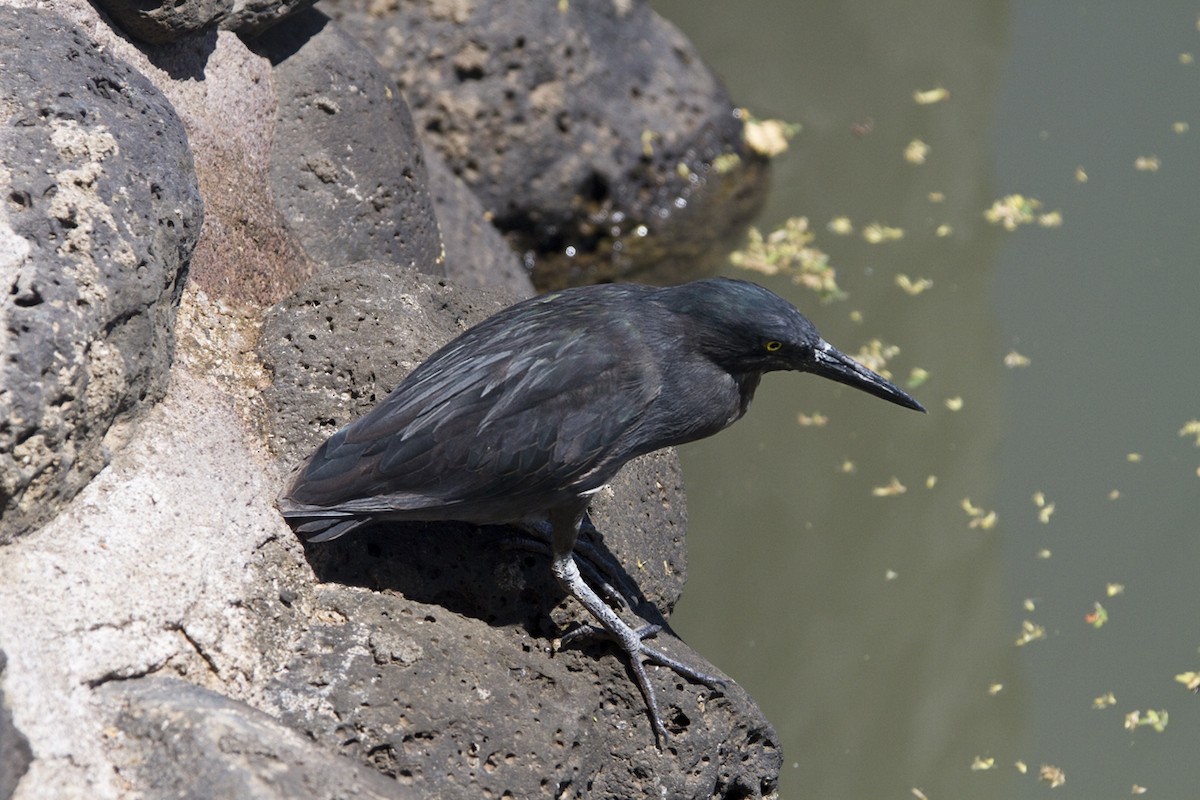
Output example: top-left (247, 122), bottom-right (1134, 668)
top-left (556, 619), bottom-right (726, 747)
top-left (558, 621), bottom-right (661, 650)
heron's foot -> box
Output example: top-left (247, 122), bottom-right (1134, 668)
top-left (558, 621), bottom-right (662, 649)
top-left (552, 549), bottom-right (724, 747)
top-left (558, 619), bottom-right (727, 746)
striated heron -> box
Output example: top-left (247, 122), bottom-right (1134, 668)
top-left (278, 277), bottom-right (925, 745)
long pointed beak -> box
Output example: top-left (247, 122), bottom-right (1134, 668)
top-left (809, 340), bottom-right (926, 413)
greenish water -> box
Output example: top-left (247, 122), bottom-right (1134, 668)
top-left (652, 1), bottom-right (1200, 797)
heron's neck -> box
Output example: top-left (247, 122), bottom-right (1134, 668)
top-left (735, 372), bottom-right (762, 418)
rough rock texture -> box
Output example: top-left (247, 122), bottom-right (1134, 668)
top-left (94, 0), bottom-right (235, 43)
top-left (0, 2), bottom-right (780, 796)
top-left (261, 262), bottom-right (525, 461)
top-left (0, 5), bottom-right (203, 541)
top-left (0, 272), bottom-right (780, 800)
top-left (0, 367), bottom-right (308, 798)
top-left (0, 652), bottom-right (31, 800)
top-left (322, 0), bottom-right (770, 288)
top-left (104, 677), bottom-right (411, 799)
top-left (11, 1), bottom-right (516, 310)
top-left (425, 146), bottom-right (532, 290)
top-left (141, 26), bottom-right (313, 306)
top-left (94, 0), bottom-right (319, 44)
top-left (259, 266), bottom-right (781, 798)
top-left (252, 10), bottom-right (444, 280)
top-left (225, 0), bottom-right (322, 37)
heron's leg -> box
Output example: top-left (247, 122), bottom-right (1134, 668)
top-left (505, 519), bottom-right (638, 610)
top-left (546, 505), bottom-right (724, 747)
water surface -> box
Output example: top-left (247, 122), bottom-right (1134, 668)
top-left (651, 2), bottom-right (1200, 797)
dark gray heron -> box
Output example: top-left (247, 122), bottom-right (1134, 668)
top-left (278, 277), bottom-right (925, 744)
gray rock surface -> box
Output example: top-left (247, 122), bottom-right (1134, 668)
top-left (94, 0), bottom-right (235, 43)
top-left (252, 10), bottom-right (444, 281)
top-left (104, 676), bottom-right (410, 799)
top-left (425, 145), bottom-right (531, 292)
top-left (0, 364), bottom-right (305, 798)
top-left (226, 0), bottom-right (322, 37)
top-left (0, 5), bottom-right (203, 541)
top-left (260, 262), bottom-right (525, 462)
top-left (322, 0), bottom-right (770, 288)
top-left (93, 0), bottom-right (319, 44)
top-left (0, 651), bottom-right (31, 800)
top-left (259, 266), bottom-right (780, 798)
top-left (0, 2), bottom-right (781, 796)
top-left (140, 26), bottom-right (310, 306)
top-left (64, 4), bottom-right (516, 306)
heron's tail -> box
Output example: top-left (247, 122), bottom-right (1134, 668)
top-left (276, 498), bottom-right (371, 543)
top-left (293, 516), bottom-right (368, 542)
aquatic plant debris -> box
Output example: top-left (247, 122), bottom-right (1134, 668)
top-left (711, 152), bottom-right (741, 173)
top-left (730, 217), bottom-right (845, 302)
top-left (826, 216), bottom-right (854, 235)
top-left (1015, 619), bottom-right (1045, 646)
top-left (1033, 491), bottom-right (1055, 523)
top-left (1174, 671), bottom-right (1200, 692)
top-left (872, 477), bottom-right (907, 497)
top-left (1038, 210), bottom-right (1063, 227)
top-left (1005, 350), bottom-right (1031, 368)
top-left (862, 222), bottom-right (904, 243)
top-left (1039, 764), bottom-right (1066, 788)
top-left (1124, 709), bottom-right (1168, 733)
top-left (853, 339), bottom-right (900, 378)
top-left (962, 498), bottom-right (997, 529)
top-left (1086, 602), bottom-right (1108, 628)
top-left (984, 194), bottom-right (1063, 230)
top-left (913, 86), bottom-right (950, 105)
top-left (1178, 419), bottom-right (1200, 446)
top-left (741, 112), bottom-right (800, 158)
top-left (895, 274), bottom-right (933, 295)
top-left (904, 139), bottom-right (930, 164)
top-left (1093, 691), bottom-right (1117, 709)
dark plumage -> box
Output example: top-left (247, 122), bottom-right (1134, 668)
top-left (278, 277), bottom-right (924, 744)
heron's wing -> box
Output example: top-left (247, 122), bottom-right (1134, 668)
top-left (281, 291), bottom-right (660, 516)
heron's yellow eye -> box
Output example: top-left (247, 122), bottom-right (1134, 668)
top-left (764, 340), bottom-right (783, 352)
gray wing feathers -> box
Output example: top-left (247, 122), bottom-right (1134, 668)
top-left (281, 291), bottom-right (662, 517)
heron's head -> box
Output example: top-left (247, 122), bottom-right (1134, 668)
top-left (659, 278), bottom-right (925, 412)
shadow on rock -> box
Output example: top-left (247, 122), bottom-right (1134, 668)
top-left (298, 514), bottom-right (675, 659)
